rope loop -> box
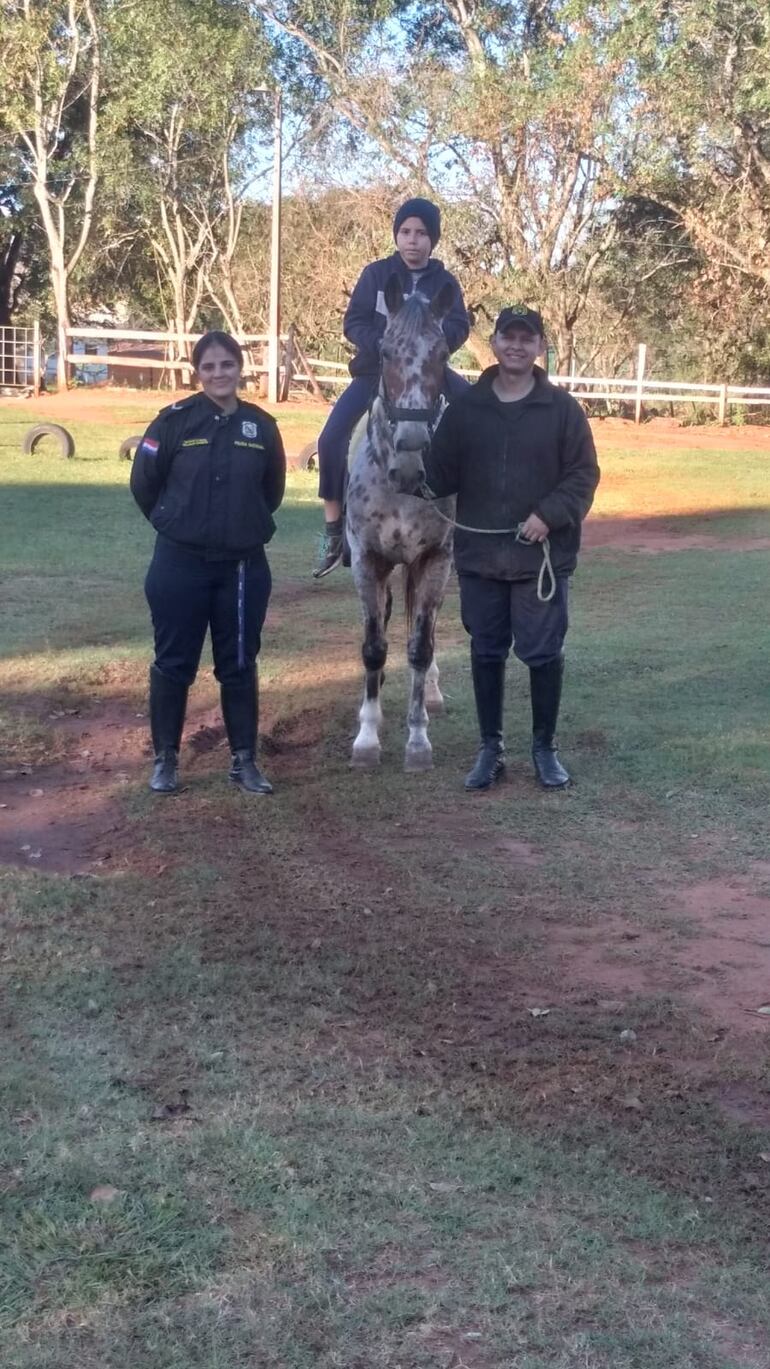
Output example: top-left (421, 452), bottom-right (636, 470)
top-left (415, 493), bottom-right (557, 603)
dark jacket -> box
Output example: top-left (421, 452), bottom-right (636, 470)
top-left (344, 252), bottom-right (469, 377)
top-left (130, 392), bottom-right (286, 559)
top-left (423, 366), bottom-right (600, 581)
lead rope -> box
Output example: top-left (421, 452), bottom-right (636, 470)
top-left (416, 496), bottom-right (557, 603)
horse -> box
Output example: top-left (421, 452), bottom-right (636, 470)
top-left (346, 273), bottom-right (457, 772)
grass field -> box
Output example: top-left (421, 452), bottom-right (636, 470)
top-left (1, 391), bottom-right (770, 1368)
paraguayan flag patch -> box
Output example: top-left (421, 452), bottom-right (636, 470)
top-left (241, 420), bottom-right (258, 439)
top-left (141, 437), bottom-right (159, 455)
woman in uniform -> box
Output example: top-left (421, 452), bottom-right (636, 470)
top-left (130, 330), bottom-right (286, 795)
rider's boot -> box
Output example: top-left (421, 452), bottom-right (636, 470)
top-left (313, 517), bottom-right (344, 579)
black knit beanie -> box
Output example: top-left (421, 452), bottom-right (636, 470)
top-left (393, 197), bottom-right (441, 249)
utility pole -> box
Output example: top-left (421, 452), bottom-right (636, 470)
top-left (267, 88), bottom-right (282, 403)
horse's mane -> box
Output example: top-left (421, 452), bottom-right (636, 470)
top-left (386, 293), bottom-right (439, 344)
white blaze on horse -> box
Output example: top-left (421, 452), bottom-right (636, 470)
top-left (346, 274), bottom-right (456, 772)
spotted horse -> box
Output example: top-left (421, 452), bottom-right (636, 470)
top-left (346, 273), bottom-right (456, 772)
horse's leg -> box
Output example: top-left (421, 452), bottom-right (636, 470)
top-left (404, 552), bottom-right (451, 772)
top-left (351, 556), bottom-right (389, 768)
top-left (424, 657), bottom-right (444, 714)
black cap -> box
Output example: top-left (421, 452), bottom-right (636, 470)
top-left (494, 305), bottom-right (545, 337)
top-left (393, 197), bottom-right (441, 249)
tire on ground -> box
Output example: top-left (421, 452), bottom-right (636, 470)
top-left (22, 422), bottom-right (76, 459)
top-left (298, 440), bottom-right (318, 472)
top-left (119, 434), bottom-right (143, 461)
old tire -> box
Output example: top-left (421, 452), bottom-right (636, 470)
top-left (298, 440), bottom-right (318, 472)
top-left (119, 434), bottom-right (143, 461)
top-left (22, 422), bottom-right (75, 459)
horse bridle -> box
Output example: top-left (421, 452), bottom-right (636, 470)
top-left (376, 389), bottom-right (446, 437)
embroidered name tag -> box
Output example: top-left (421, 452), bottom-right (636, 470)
top-left (234, 440), bottom-right (265, 449)
top-left (181, 438), bottom-right (208, 447)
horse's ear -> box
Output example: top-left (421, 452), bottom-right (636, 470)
top-left (431, 281), bottom-right (456, 321)
top-left (384, 273), bottom-right (404, 317)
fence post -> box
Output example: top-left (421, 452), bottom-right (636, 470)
top-left (634, 343), bottom-right (647, 425)
top-left (717, 384), bottom-right (728, 426)
top-left (32, 319), bottom-right (41, 396)
top-left (279, 325), bottom-right (295, 402)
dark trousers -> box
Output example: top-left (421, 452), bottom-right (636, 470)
top-left (317, 367), bottom-right (470, 503)
top-left (145, 538), bottom-right (272, 687)
top-left (459, 573), bottom-right (569, 668)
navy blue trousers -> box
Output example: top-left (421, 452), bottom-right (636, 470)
top-left (317, 368), bottom-right (470, 502)
top-left (145, 538), bottom-right (272, 687)
top-left (459, 573), bottom-right (569, 669)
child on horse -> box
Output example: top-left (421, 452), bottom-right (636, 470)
top-left (312, 196), bottom-right (470, 578)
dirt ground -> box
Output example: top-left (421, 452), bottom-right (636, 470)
top-left (6, 384), bottom-right (770, 451)
top-left (3, 661), bottom-right (769, 1079)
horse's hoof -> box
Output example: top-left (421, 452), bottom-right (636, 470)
top-left (351, 746), bottom-right (381, 769)
top-left (404, 746), bottom-right (433, 773)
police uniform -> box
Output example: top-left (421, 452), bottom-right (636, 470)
top-left (131, 391), bottom-right (286, 793)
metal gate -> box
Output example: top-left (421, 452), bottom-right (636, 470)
top-left (0, 324), bottom-right (41, 394)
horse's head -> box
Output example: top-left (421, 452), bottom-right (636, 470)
top-left (372, 273), bottom-right (456, 494)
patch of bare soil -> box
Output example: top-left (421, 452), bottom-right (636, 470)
top-left (539, 874), bottom-right (770, 1040)
top-left (0, 695), bottom-right (146, 875)
top-left (0, 682), bottom-right (335, 875)
top-left (584, 517), bottom-right (770, 553)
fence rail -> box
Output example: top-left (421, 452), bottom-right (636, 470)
top-left (301, 345), bottom-right (770, 424)
top-left (4, 325), bottom-right (769, 421)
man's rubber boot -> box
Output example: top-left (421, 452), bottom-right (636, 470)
top-left (221, 673), bottom-right (273, 795)
top-left (530, 656), bottom-right (570, 788)
top-left (464, 656), bottom-right (506, 791)
top-left (148, 666), bottom-right (188, 793)
top-left (313, 517), bottom-right (344, 579)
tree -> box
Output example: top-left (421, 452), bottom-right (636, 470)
top-left (111, 0), bottom-right (270, 366)
top-left (630, 1), bottom-right (770, 310)
top-left (229, 182), bottom-right (394, 353)
top-left (255, 1), bottom-right (636, 367)
top-left (1, 0), bottom-right (102, 386)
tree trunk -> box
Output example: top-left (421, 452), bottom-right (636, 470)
top-left (50, 262), bottom-right (70, 391)
top-left (0, 232), bottom-right (23, 326)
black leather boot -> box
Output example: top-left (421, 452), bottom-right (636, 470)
top-left (530, 656), bottom-right (570, 788)
top-left (464, 656), bottom-right (506, 791)
top-left (148, 666), bottom-right (188, 793)
top-left (221, 673), bottom-right (273, 795)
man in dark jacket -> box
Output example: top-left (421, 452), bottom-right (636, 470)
top-left (422, 306), bottom-right (600, 792)
top-left (313, 196), bottom-right (470, 577)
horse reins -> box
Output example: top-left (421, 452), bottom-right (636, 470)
top-left (412, 492), bottom-right (557, 604)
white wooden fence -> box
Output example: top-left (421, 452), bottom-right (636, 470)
top-left (17, 325), bottom-right (770, 424)
top-left (301, 342), bottom-right (770, 425)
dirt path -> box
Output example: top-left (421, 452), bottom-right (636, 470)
top-left (3, 688), bottom-right (769, 1063)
